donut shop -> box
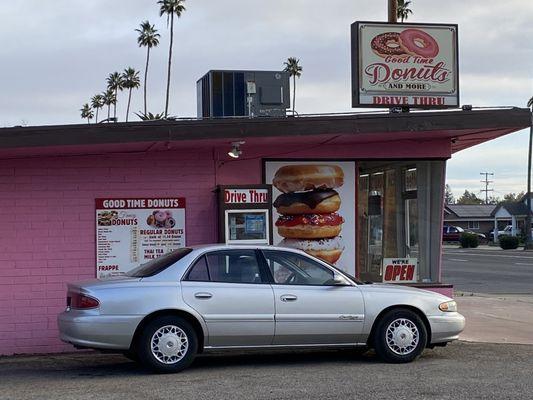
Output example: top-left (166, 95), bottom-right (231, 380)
top-left (0, 21), bottom-right (531, 356)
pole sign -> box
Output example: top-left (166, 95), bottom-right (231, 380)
top-left (351, 21), bottom-right (459, 108)
top-left (96, 197), bottom-right (186, 279)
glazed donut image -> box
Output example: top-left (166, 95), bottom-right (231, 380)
top-left (371, 32), bottom-right (407, 58)
top-left (399, 29), bottom-right (439, 58)
top-left (306, 249), bottom-right (343, 264)
top-left (274, 190), bottom-right (341, 215)
top-left (276, 213), bottom-right (344, 239)
top-left (273, 165), bottom-right (344, 193)
top-left (279, 236), bottom-right (344, 251)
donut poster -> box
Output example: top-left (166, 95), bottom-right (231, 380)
top-left (264, 161), bottom-right (356, 275)
top-left (351, 21), bottom-right (459, 108)
top-left (95, 198), bottom-right (186, 279)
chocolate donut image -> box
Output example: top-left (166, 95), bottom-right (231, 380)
top-left (399, 29), bottom-right (439, 58)
top-left (273, 165), bottom-right (344, 194)
top-left (273, 189), bottom-right (341, 215)
top-left (371, 32), bottom-right (407, 58)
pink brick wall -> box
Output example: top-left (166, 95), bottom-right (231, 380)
top-left (0, 148), bottom-right (218, 355)
top-left (0, 137), bottom-right (451, 355)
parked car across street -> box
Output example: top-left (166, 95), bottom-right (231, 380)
top-left (442, 225), bottom-right (487, 243)
top-left (58, 245), bottom-right (465, 373)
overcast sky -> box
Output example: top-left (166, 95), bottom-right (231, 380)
top-left (1, 0), bottom-right (531, 198)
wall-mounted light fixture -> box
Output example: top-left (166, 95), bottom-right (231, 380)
top-left (228, 141), bottom-right (245, 158)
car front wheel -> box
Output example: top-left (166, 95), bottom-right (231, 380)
top-left (137, 316), bottom-right (197, 373)
top-left (373, 308), bottom-right (427, 363)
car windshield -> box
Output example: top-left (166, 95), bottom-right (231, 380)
top-left (126, 248), bottom-right (193, 277)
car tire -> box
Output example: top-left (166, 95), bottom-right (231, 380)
top-left (373, 308), bottom-right (427, 363)
top-left (122, 350), bottom-right (139, 362)
top-left (137, 315), bottom-right (198, 373)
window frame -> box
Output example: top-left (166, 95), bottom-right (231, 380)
top-left (182, 249), bottom-right (271, 285)
top-left (258, 249), bottom-right (355, 287)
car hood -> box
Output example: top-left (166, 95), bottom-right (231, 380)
top-left (361, 283), bottom-right (452, 302)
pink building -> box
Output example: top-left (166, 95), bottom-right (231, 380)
top-left (0, 109), bottom-right (529, 355)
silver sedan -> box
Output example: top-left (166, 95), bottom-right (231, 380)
top-left (58, 245), bottom-right (465, 373)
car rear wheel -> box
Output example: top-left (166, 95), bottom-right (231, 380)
top-left (137, 316), bottom-right (197, 373)
top-left (373, 309), bottom-right (427, 363)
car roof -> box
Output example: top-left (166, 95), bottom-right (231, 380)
top-left (187, 243), bottom-right (307, 254)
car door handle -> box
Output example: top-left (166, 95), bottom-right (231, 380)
top-left (194, 292), bottom-right (213, 299)
top-left (280, 294), bottom-right (298, 302)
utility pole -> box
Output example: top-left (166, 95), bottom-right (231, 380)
top-left (526, 104), bottom-right (533, 249)
top-left (480, 172), bottom-right (494, 204)
top-left (388, 0), bottom-right (398, 23)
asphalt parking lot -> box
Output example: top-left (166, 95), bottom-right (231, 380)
top-left (442, 247), bottom-right (533, 294)
top-left (1, 342), bottom-right (532, 400)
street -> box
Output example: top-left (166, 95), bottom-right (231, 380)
top-left (1, 342), bottom-right (532, 400)
top-left (442, 247), bottom-right (533, 294)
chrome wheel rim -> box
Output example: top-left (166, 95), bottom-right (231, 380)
top-left (386, 318), bottom-right (419, 355)
top-left (151, 325), bottom-right (188, 364)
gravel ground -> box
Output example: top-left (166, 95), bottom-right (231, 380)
top-left (1, 341), bottom-right (532, 400)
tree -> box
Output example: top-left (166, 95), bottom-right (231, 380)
top-left (102, 89), bottom-right (116, 121)
top-left (122, 67), bottom-right (141, 122)
top-left (397, 0), bottom-right (413, 23)
top-left (158, 0), bottom-right (186, 117)
top-left (527, 97), bottom-right (533, 248)
top-left (444, 184), bottom-right (455, 204)
top-left (136, 20), bottom-right (160, 115)
top-left (90, 94), bottom-right (104, 123)
top-left (283, 57), bottom-right (302, 116)
top-left (500, 192), bottom-right (526, 203)
top-left (456, 190), bottom-right (484, 205)
top-left (107, 72), bottom-right (124, 121)
top-left (80, 103), bottom-right (94, 124)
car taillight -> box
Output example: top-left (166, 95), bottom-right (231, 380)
top-left (68, 291), bottom-right (100, 309)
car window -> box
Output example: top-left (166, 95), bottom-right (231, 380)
top-left (126, 248), bottom-right (193, 277)
top-left (186, 256), bottom-right (210, 281)
top-left (205, 250), bottom-right (264, 284)
top-left (262, 250), bottom-right (335, 286)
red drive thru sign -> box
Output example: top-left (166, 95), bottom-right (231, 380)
top-left (382, 258), bottom-right (418, 283)
top-left (351, 21), bottom-right (459, 108)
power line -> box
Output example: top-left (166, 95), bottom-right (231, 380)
top-left (480, 172), bottom-right (494, 204)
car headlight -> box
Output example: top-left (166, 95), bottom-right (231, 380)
top-left (439, 300), bottom-right (457, 312)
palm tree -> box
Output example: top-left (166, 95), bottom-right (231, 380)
top-left (397, 0), bottom-right (413, 23)
top-left (283, 57), bottom-right (303, 116)
top-left (136, 21), bottom-right (160, 115)
top-left (158, 0), bottom-right (186, 117)
top-left (90, 94), bottom-right (104, 123)
top-left (102, 89), bottom-right (116, 121)
top-left (106, 72), bottom-right (124, 121)
top-left (122, 67), bottom-right (141, 122)
top-left (80, 103), bottom-right (94, 124)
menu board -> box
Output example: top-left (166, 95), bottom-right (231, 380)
top-left (96, 198), bottom-right (186, 279)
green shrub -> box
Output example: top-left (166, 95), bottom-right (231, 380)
top-left (460, 232), bottom-right (479, 248)
top-left (499, 235), bottom-right (519, 250)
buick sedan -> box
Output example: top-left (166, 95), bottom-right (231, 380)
top-left (58, 245), bottom-right (465, 373)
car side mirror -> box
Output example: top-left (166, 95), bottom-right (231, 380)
top-left (332, 273), bottom-right (348, 286)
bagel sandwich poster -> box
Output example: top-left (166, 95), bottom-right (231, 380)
top-left (95, 198), bottom-right (186, 279)
top-left (351, 21), bottom-right (459, 108)
top-left (264, 161), bottom-right (356, 275)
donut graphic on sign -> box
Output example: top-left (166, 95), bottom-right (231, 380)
top-left (371, 28), bottom-right (439, 59)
